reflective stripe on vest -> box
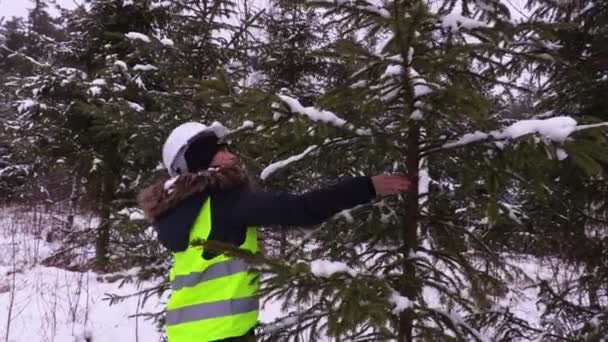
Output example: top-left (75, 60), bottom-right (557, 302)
top-left (166, 297), bottom-right (259, 326)
top-left (172, 259), bottom-right (250, 291)
top-left (166, 197), bottom-right (259, 342)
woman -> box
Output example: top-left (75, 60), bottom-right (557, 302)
top-left (138, 122), bottom-right (410, 342)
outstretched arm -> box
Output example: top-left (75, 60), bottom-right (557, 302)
top-left (229, 175), bottom-right (410, 227)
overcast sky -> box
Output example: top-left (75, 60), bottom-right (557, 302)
top-left (0, 0), bottom-right (78, 20)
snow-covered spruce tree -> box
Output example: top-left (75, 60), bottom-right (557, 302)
top-left (520, 0), bottom-right (608, 339)
top-left (7, 0), bottom-right (182, 271)
top-left (0, 18), bottom-right (29, 200)
top-left (0, 1), bottom-right (66, 201)
top-left (245, 0), bottom-right (608, 341)
top-left (46, 0), bottom-right (266, 328)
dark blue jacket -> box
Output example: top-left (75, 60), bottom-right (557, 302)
top-left (154, 177), bottom-right (376, 252)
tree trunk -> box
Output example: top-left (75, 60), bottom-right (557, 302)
top-left (95, 165), bottom-right (115, 271)
top-left (66, 174), bottom-right (79, 230)
top-left (398, 122), bottom-right (420, 342)
top-left (95, 203), bottom-right (111, 271)
top-left (395, 0), bottom-right (420, 339)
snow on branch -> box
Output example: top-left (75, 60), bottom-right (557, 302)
top-left (437, 116), bottom-right (608, 152)
top-left (17, 99), bottom-right (38, 114)
top-left (378, 46), bottom-right (433, 120)
top-left (125, 32), bottom-right (151, 43)
top-left (278, 95), bottom-right (347, 127)
top-left (442, 12), bottom-right (491, 30)
top-left (310, 259), bottom-right (359, 277)
top-left (308, 259), bottom-right (413, 314)
top-left (390, 291), bottom-right (412, 314)
top-left (329, 0), bottom-right (391, 18)
top-left (127, 101), bottom-right (145, 112)
top-left (230, 120), bottom-right (255, 133)
top-left (159, 38), bottom-right (175, 47)
top-left (1, 44), bottom-right (49, 68)
top-left (133, 64), bottom-right (158, 72)
top-left (575, 122), bottom-right (608, 131)
top-left (260, 145), bottom-right (317, 180)
top-left (277, 95), bottom-right (371, 135)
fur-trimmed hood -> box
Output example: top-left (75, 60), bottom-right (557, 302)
top-left (137, 164), bottom-right (251, 222)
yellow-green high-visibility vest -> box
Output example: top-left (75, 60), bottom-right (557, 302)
top-left (165, 197), bottom-right (260, 342)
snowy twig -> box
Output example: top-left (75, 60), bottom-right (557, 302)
top-left (226, 120), bottom-right (255, 135)
top-left (0, 44), bottom-right (50, 68)
top-left (426, 308), bottom-right (491, 342)
top-left (277, 95), bottom-right (372, 136)
top-left (316, 0), bottom-right (391, 19)
top-left (260, 145), bottom-right (318, 180)
top-left (575, 122), bottom-right (608, 131)
top-left (424, 117), bottom-right (608, 156)
top-left (260, 311), bottom-right (326, 334)
top-left (278, 95), bottom-right (347, 127)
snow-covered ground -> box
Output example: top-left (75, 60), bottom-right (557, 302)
top-left (0, 206), bottom-right (559, 341)
top-left (0, 207), bottom-right (162, 342)
top-left (0, 206), bottom-right (292, 342)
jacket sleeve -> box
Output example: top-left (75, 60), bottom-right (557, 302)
top-left (228, 176), bottom-right (376, 227)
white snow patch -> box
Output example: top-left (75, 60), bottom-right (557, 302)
top-left (334, 0), bottom-right (390, 18)
top-left (231, 120), bottom-right (255, 132)
top-left (151, 0), bottom-right (171, 8)
top-left (407, 47), bottom-right (414, 63)
top-left (556, 148), bottom-right (568, 161)
top-left (443, 131), bottom-right (489, 149)
top-left (496, 116), bottom-right (577, 142)
top-left (127, 101), bottom-right (144, 112)
top-left (17, 99), bottom-right (37, 113)
top-left (261, 145), bottom-right (317, 180)
top-left (350, 80), bottom-right (367, 88)
top-left (442, 12), bottom-right (490, 30)
top-left (113, 84), bottom-right (127, 92)
top-left (134, 76), bottom-right (146, 89)
top-left (125, 32), bottom-right (151, 43)
top-left (410, 109), bottom-right (423, 120)
top-left (160, 38), bottom-right (175, 47)
top-left (90, 157), bottom-right (103, 172)
top-left (442, 117), bottom-right (580, 149)
top-left (91, 78), bottom-right (107, 86)
top-left (133, 64), bottom-right (158, 72)
top-left (310, 259), bottom-right (357, 277)
top-left (410, 68), bottom-right (432, 97)
top-left (382, 64), bottom-right (403, 78)
top-left (390, 291), bottom-right (412, 313)
top-left (355, 128), bottom-right (373, 136)
top-left (272, 112), bottom-right (284, 121)
top-left (418, 160), bottom-right (430, 205)
top-left (118, 208), bottom-right (145, 221)
top-left (114, 60), bottom-right (128, 70)
top-left (278, 95), bottom-right (347, 127)
top-left (88, 86), bottom-right (102, 97)
top-left (361, 4), bottom-right (390, 18)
